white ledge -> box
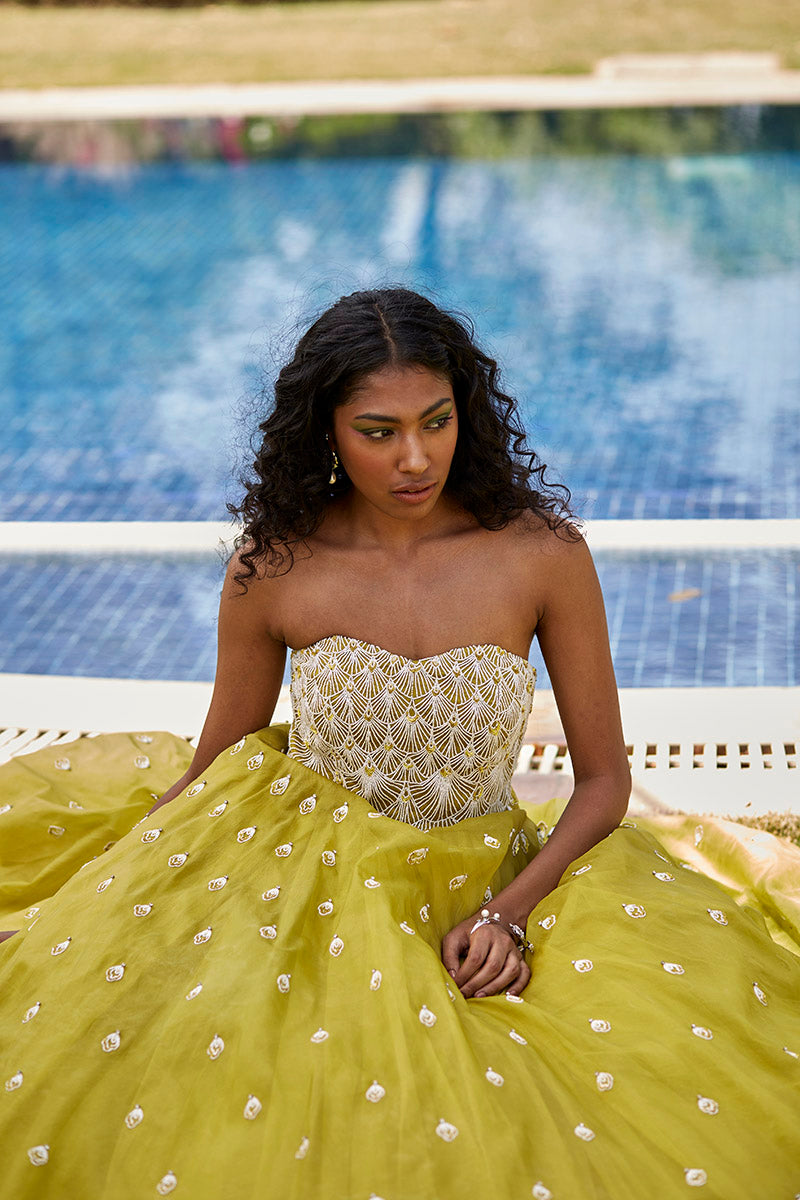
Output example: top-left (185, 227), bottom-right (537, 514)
top-left (2, 70), bottom-right (800, 123)
top-left (0, 519), bottom-right (798, 556)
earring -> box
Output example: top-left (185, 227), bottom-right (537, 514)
top-left (329, 448), bottom-right (339, 486)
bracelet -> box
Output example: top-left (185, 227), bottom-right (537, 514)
top-left (469, 909), bottom-right (535, 956)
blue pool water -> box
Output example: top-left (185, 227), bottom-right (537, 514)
top-left (1, 112), bottom-right (799, 688)
top-left (0, 550), bottom-right (796, 689)
top-left (1, 150), bottom-right (799, 522)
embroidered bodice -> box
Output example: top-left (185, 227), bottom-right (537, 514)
top-left (286, 635), bottom-right (535, 830)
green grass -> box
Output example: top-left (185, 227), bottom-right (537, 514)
top-left (1, 0), bottom-right (799, 89)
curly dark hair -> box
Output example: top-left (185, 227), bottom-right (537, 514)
top-left (229, 287), bottom-right (576, 585)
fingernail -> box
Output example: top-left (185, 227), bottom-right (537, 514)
top-left (475, 991), bottom-right (485, 998)
top-left (449, 969), bottom-right (456, 978)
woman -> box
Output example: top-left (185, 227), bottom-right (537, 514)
top-left (0, 287), bottom-right (798, 1199)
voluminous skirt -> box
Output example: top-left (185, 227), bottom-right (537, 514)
top-left (1, 726), bottom-right (799, 1200)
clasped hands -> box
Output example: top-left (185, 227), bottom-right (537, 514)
top-left (441, 910), bottom-right (531, 999)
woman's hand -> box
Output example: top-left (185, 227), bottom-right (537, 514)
top-left (441, 913), bottom-right (531, 999)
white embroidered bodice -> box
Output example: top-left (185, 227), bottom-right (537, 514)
top-left (287, 635), bottom-right (535, 830)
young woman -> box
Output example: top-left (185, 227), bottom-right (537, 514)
top-left (0, 288), bottom-right (798, 1199)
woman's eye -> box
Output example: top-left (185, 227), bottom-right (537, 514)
top-left (427, 414), bottom-right (453, 430)
top-left (357, 424), bottom-right (393, 439)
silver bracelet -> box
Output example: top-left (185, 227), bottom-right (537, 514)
top-left (470, 908), bottom-right (535, 956)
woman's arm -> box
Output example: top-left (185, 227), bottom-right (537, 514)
top-left (491, 530), bottom-right (631, 927)
top-left (444, 530), bottom-right (631, 997)
top-left (148, 557), bottom-right (286, 813)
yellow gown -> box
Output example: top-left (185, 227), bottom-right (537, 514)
top-left (1, 636), bottom-right (799, 1200)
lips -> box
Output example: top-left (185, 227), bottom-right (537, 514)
top-left (392, 482), bottom-right (436, 495)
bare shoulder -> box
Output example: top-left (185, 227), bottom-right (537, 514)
top-left (221, 545), bottom-right (291, 634)
top-left (501, 510), bottom-right (587, 565)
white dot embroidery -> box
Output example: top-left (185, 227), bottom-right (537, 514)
top-left (125, 1104), bottom-right (144, 1129)
top-left (156, 1170), bottom-right (178, 1195)
top-left (206, 1035), bottom-right (224, 1060)
top-left (435, 1118), bottom-right (459, 1142)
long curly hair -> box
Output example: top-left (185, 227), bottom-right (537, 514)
top-left (229, 287), bottom-right (576, 585)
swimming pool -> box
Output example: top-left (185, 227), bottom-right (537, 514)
top-left (0, 548), bottom-right (796, 689)
top-left (1, 111), bottom-right (798, 524)
top-left (1, 109), bottom-right (798, 686)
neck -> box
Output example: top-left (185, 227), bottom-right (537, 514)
top-left (331, 489), bottom-right (465, 556)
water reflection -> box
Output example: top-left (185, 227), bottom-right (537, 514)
top-left (0, 112), bottom-right (798, 521)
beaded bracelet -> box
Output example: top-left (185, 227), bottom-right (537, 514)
top-left (469, 908), bottom-right (535, 956)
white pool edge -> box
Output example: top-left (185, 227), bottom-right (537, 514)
top-left (0, 519), bottom-right (798, 555)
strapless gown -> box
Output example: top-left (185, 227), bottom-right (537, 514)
top-left (0, 636), bottom-right (798, 1200)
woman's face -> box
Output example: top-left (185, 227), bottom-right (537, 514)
top-left (331, 364), bottom-right (458, 519)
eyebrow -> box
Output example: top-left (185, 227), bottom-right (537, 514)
top-left (351, 399), bottom-right (452, 424)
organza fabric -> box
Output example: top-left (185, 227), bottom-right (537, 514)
top-left (1, 640), bottom-right (798, 1199)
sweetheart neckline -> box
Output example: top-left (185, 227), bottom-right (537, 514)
top-left (290, 633), bottom-right (536, 675)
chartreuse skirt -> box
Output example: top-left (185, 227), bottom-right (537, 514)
top-left (1, 726), bottom-right (798, 1200)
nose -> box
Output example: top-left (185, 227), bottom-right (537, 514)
top-left (397, 432), bottom-right (430, 476)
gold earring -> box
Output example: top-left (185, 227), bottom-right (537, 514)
top-left (329, 448), bottom-right (339, 486)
